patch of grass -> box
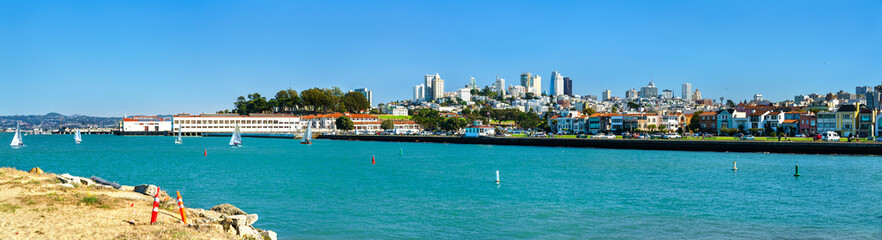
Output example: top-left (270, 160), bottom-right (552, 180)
top-left (0, 203), bottom-right (21, 213)
top-left (78, 194), bottom-right (118, 209)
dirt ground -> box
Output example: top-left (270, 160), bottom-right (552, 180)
top-left (0, 167), bottom-right (237, 240)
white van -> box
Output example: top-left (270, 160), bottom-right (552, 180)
top-left (821, 131), bottom-right (840, 142)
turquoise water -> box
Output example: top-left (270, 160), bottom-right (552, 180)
top-left (1, 133), bottom-right (881, 239)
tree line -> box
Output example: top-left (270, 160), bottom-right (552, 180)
top-left (223, 87), bottom-right (371, 115)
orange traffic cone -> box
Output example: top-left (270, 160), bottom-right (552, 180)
top-left (150, 187), bottom-right (161, 224)
top-left (176, 191), bottom-right (188, 225)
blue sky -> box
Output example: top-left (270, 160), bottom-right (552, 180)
top-left (1, 0), bottom-right (880, 116)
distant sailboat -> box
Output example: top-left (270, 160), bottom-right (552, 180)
top-left (301, 124), bottom-right (312, 145)
top-left (229, 124), bottom-right (242, 146)
top-left (174, 126), bottom-right (183, 144)
top-left (10, 123), bottom-right (24, 147)
top-left (74, 129), bottom-right (82, 144)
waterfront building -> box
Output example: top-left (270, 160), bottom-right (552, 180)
top-left (835, 104), bottom-right (859, 137)
top-left (172, 113), bottom-right (300, 136)
top-left (764, 111), bottom-right (785, 130)
top-left (352, 88), bottom-right (373, 107)
top-left (816, 112), bottom-right (837, 134)
top-left (389, 120), bottom-right (422, 134)
top-left (747, 110), bottom-right (769, 130)
top-left (698, 112), bottom-right (717, 133)
top-left (857, 109), bottom-right (876, 137)
top-left (551, 71), bottom-right (564, 96)
top-left (121, 116), bottom-right (172, 134)
top-left (563, 77), bottom-right (572, 96)
top-left (799, 114), bottom-right (817, 135)
top-left (682, 83), bottom-right (692, 101)
top-left (302, 113), bottom-right (381, 133)
top-left (625, 89), bottom-right (637, 99)
top-left (602, 90), bottom-right (612, 101)
top-left (715, 109), bottom-right (746, 134)
top-left (463, 121), bottom-right (495, 137)
top-left (639, 81), bottom-right (658, 98)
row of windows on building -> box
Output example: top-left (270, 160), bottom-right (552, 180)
top-left (175, 119), bottom-right (294, 125)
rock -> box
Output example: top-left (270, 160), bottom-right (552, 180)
top-left (133, 184), bottom-right (158, 196)
top-left (246, 213), bottom-right (259, 225)
top-left (239, 225), bottom-right (262, 239)
top-left (210, 203), bottom-right (246, 215)
top-left (260, 230), bottom-right (278, 240)
top-left (28, 167), bottom-right (44, 174)
top-left (194, 209), bottom-right (222, 222)
top-left (57, 183), bottom-right (74, 188)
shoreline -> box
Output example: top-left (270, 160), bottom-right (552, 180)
top-left (0, 167), bottom-right (277, 240)
top-left (318, 135), bottom-right (882, 155)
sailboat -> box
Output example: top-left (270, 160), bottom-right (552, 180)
top-left (301, 124), bottom-right (312, 145)
top-left (174, 126), bottom-right (183, 144)
top-left (229, 124), bottom-right (242, 146)
top-left (10, 123), bottom-right (24, 147)
top-left (74, 129), bottom-right (82, 144)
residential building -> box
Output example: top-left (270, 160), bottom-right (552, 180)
top-left (352, 88), bottom-right (373, 107)
top-left (431, 75), bottom-right (445, 101)
top-left (413, 84), bottom-right (425, 101)
top-left (509, 85), bottom-right (526, 98)
top-left (747, 110), bottom-right (769, 130)
top-left (856, 86), bottom-right (872, 96)
top-left (493, 75), bottom-right (506, 95)
top-left (602, 90), bottom-right (612, 101)
top-left (799, 114), bottom-right (817, 135)
top-left (754, 94), bottom-right (763, 102)
top-left (639, 81), bottom-right (658, 98)
top-left (662, 89), bottom-right (673, 99)
top-left (563, 77), bottom-right (573, 96)
top-left (424, 74), bottom-right (437, 100)
top-left (682, 83), bottom-right (692, 101)
top-left (836, 104), bottom-right (859, 137)
top-left (625, 89), bottom-right (637, 99)
top-left (698, 112), bottom-right (717, 133)
top-left (857, 109), bottom-right (876, 137)
top-left (816, 112), bottom-right (837, 134)
top-left (716, 109), bottom-right (746, 134)
top-left (455, 88), bottom-right (472, 103)
top-left (550, 71), bottom-right (564, 96)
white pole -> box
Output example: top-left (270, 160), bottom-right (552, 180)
top-left (733, 161), bottom-right (738, 171)
top-left (496, 170), bottom-right (500, 183)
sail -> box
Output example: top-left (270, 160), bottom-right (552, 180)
top-left (302, 125), bottom-right (312, 143)
top-left (229, 124), bottom-right (242, 146)
top-left (10, 123), bottom-right (22, 146)
top-left (175, 126), bottom-right (183, 143)
top-left (74, 129), bottom-right (82, 143)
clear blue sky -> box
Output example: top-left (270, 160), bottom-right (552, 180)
top-left (1, 0), bottom-right (880, 116)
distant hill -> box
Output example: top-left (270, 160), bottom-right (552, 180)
top-left (0, 113), bottom-right (121, 130)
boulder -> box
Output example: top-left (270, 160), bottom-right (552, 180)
top-left (260, 230), bottom-right (278, 240)
top-left (28, 167), bottom-right (44, 174)
top-left (238, 225), bottom-right (262, 239)
top-left (194, 209), bottom-right (222, 222)
top-left (58, 174), bottom-right (93, 186)
top-left (210, 203), bottom-right (246, 215)
top-left (246, 213), bottom-right (259, 225)
top-left (134, 184), bottom-right (158, 196)
top-left (57, 183), bottom-right (74, 188)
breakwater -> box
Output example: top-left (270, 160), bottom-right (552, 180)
top-left (318, 135), bottom-right (882, 155)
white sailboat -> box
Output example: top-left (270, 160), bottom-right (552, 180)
top-left (74, 129), bottom-right (82, 144)
top-left (174, 126), bottom-right (183, 144)
top-left (229, 124), bottom-right (242, 146)
top-left (301, 124), bottom-right (312, 145)
top-left (10, 123), bottom-right (24, 147)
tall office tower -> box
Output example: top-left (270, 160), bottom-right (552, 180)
top-left (414, 84), bottom-right (425, 101)
top-left (431, 75), bottom-right (445, 100)
top-left (625, 89), bottom-right (637, 99)
top-left (494, 75), bottom-right (506, 95)
top-left (424, 74), bottom-right (436, 100)
top-left (531, 75), bottom-right (542, 96)
top-left (563, 77), bottom-right (572, 96)
top-left (353, 88), bottom-right (373, 107)
top-left (639, 81), bottom-right (658, 98)
top-left (602, 90), bottom-right (612, 101)
top-left (520, 73), bottom-right (533, 94)
top-left (856, 86), bottom-right (872, 96)
top-left (550, 71), bottom-right (564, 96)
top-left (682, 83), bottom-right (692, 101)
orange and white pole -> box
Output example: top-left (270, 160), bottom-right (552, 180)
top-left (150, 187), bottom-right (161, 224)
top-left (176, 191), bottom-right (188, 225)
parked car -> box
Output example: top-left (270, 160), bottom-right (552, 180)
top-left (875, 138), bottom-right (882, 143)
top-left (820, 131), bottom-right (840, 142)
top-left (794, 134), bottom-right (805, 137)
top-left (663, 133), bottom-right (681, 139)
top-left (741, 135), bottom-right (755, 140)
top-left (603, 134), bottom-right (616, 139)
top-left (591, 134), bottom-right (606, 139)
top-left (577, 134), bottom-right (588, 139)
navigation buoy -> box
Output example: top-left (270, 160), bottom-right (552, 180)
top-left (399, 148), bottom-right (403, 155)
top-left (794, 164), bottom-right (800, 177)
top-left (204, 149), bottom-right (207, 156)
top-left (732, 161), bottom-right (738, 171)
top-left (495, 170), bottom-right (500, 183)
top-left (372, 155), bottom-right (375, 165)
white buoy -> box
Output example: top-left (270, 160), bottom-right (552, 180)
top-left (495, 170), bottom-right (500, 183)
top-left (732, 161), bottom-right (738, 171)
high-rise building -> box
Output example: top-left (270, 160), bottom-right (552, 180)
top-left (692, 89), bottom-right (702, 100)
top-left (424, 74), bottom-right (436, 100)
top-left (414, 84), bottom-right (425, 101)
top-left (551, 71), bottom-right (564, 96)
top-left (432, 75), bottom-right (445, 100)
top-left (639, 81), bottom-right (658, 98)
top-left (602, 90), bottom-right (612, 101)
top-left (625, 89), bottom-right (637, 99)
top-left (662, 89), bottom-right (673, 99)
top-left (467, 77), bottom-right (478, 90)
top-left (682, 83), bottom-right (692, 101)
top-left (531, 75), bottom-right (542, 96)
top-left (856, 86), bottom-right (872, 96)
top-left (353, 88), bottom-right (373, 107)
top-left (509, 85), bottom-right (526, 98)
top-left (563, 77), bottom-right (573, 96)
top-left (494, 75), bottom-right (506, 95)
top-left (754, 94), bottom-right (763, 102)
top-left (520, 72), bottom-right (542, 96)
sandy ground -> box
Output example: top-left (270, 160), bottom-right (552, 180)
top-left (0, 167), bottom-right (237, 240)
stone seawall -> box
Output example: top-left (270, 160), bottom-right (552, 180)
top-left (318, 135), bottom-right (882, 155)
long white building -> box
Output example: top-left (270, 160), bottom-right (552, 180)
top-left (172, 113), bottom-right (301, 135)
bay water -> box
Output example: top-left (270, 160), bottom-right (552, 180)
top-left (1, 134), bottom-right (881, 239)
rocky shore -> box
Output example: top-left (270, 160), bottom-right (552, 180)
top-left (0, 167), bottom-right (276, 240)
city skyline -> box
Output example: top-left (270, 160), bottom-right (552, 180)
top-left (1, 1), bottom-right (880, 116)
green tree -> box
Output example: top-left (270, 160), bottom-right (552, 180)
top-left (335, 116), bottom-right (354, 131)
top-left (627, 101), bottom-right (641, 110)
top-left (341, 92), bottom-right (370, 113)
top-left (688, 111), bottom-right (702, 132)
top-left (301, 88), bottom-right (330, 112)
top-left (582, 108), bottom-right (595, 116)
top-left (726, 100), bottom-right (736, 108)
top-left (381, 120), bottom-right (394, 130)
